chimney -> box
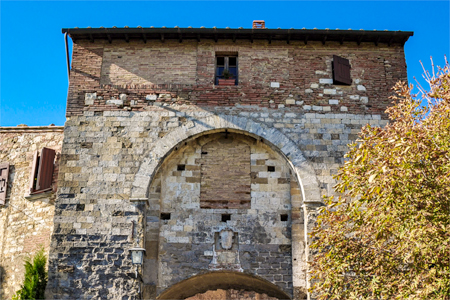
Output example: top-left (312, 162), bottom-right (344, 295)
top-left (252, 20), bottom-right (265, 29)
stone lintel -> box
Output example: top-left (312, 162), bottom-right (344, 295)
top-left (130, 197), bottom-right (149, 206)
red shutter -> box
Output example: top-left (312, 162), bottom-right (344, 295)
top-left (0, 162), bottom-right (10, 205)
top-left (29, 151), bottom-right (39, 193)
top-left (36, 148), bottom-right (56, 191)
top-left (333, 55), bottom-right (352, 85)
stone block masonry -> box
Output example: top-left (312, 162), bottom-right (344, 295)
top-left (47, 107), bottom-right (388, 299)
top-left (0, 126), bottom-right (63, 300)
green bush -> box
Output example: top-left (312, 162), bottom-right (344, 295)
top-left (12, 247), bottom-right (48, 300)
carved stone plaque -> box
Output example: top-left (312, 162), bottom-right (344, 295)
top-left (219, 229), bottom-right (234, 250)
top-left (209, 228), bottom-right (242, 272)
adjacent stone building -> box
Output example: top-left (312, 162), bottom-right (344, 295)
top-left (0, 125), bottom-right (63, 299)
top-left (0, 22), bottom-right (413, 300)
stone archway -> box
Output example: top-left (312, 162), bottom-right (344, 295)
top-left (157, 271), bottom-right (291, 300)
top-left (187, 289), bottom-right (278, 300)
top-left (131, 115), bottom-right (321, 299)
top-left (131, 115), bottom-right (321, 204)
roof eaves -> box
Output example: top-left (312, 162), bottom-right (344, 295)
top-left (61, 27), bottom-right (414, 45)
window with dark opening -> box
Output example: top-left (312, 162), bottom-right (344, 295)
top-left (216, 53), bottom-right (238, 86)
top-left (280, 214), bottom-right (288, 222)
top-left (29, 148), bottom-right (56, 195)
top-left (268, 166), bottom-right (275, 172)
top-left (177, 164), bottom-right (185, 171)
top-left (161, 213), bottom-right (171, 220)
top-left (221, 214), bottom-right (231, 222)
top-left (332, 55), bottom-right (352, 85)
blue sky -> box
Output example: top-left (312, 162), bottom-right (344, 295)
top-left (1, 0), bottom-right (449, 126)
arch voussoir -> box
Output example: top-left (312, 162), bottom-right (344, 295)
top-left (131, 114), bottom-right (321, 205)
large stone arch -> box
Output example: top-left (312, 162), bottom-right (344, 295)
top-left (132, 114), bottom-right (319, 299)
top-left (157, 271), bottom-right (292, 300)
top-left (130, 114), bottom-right (321, 205)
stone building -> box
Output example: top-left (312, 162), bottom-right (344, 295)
top-left (0, 125), bottom-right (63, 299)
top-left (1, 22), bottom-right (413, 300)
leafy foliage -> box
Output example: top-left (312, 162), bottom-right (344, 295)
top-left (12, 247), bottom-right (48, 300)
top-left (309, 59), bottom-right (450, 300)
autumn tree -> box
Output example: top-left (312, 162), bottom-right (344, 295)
top-left (309, 59), bottom-right (450, 300)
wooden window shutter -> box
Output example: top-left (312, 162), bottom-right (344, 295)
top-left (29, 151), bottom-right (39, 193)
top-left (333, 55), bottom-right (352, 85)
top-left (0, 162), bottom-right (10, 205)
top-left (36, 148), bottom-right (56, 191)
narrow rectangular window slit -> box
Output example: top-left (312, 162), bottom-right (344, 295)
top-left (177, 164), bottom-right (185, 171)
top-left (221, 214), bottom-right (231, 222)
top-left (161, 213), bottom-right (171, 220)
top-left (268, 166), bottom-right (275, 172)
top-left (280, 214), bottom-right (288, 222)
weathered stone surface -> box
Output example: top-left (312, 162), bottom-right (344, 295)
top-left (44, 107), bottom-right (391, 299)
top-left (85, 92), bottom-right (96, 105)
top-left (285, 98), bottom-right (295, 105)
top-left (360, 96), bottom-right (369, 104)
top-left (329, 99), bottom-right (339, 105)
top-left (0, 126), bottom-right (63, 299)
top-left (106, 98), bottom-right (124, 106)
top-left (357, 85), bottom-right (367, 91)
top-left (146, 94), bottom-right (157, 101)
top-left (319, 78), bottom-right (333, 84)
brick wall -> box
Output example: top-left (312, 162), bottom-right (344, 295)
top-left (66, 39), bottom-right (407, 118)
top-left (200, 136), bottom-right (251, 209)
top-left (0, 126), bottom-right (63, 300)
top-left (101, 41), bottom-right (197, 85)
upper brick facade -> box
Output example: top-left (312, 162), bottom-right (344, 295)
top-left (65, 28), bottom-right (411, 118)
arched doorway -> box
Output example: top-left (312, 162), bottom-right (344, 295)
top-left (187, 289), bottom-right (277, 300)
top-left (157, 271), bottom-right (291, 300)
top-left (134, 124), bottom-right (320, 300)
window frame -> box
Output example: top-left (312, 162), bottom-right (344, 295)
top-left (29, 147), bottom-right (56, 195)
top-left (332, 55), bottom-right (352, 85)
top-left (215, 53), bottom-right (238, 86)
